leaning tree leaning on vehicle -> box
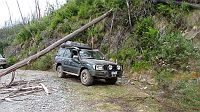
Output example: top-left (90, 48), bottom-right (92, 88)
top-left (0, 10), bottom-right (112, 78)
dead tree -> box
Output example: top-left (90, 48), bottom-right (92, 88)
top-left (0, 10), bottom-right (112, 77)
top-left (126, 0), bottom-right (132, 27)
top-left (108, 12), bottom-right (115, 53)
top-left (5, 1), bottom-right (13, 26)
top-left (16, 0), bottom-right (25, 25)
top-left (35, 0), bottom-right (41, 19)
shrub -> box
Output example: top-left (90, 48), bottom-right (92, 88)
top-left (155, 69), bottom-right (174, 90)
top-left (31, 53), bottom-right (54, 71)
top-left (50, 14), bottom-right (64, 29)
top-left (56, 19), bottom-right (71, 34)
top-left (133, 17), bottom-right (159, 53)
top-left (132, 60), bottom-right (151, 72)
top-left (35, 32), bottom-right (42, 42)
top-left (0, 41), bottom-right (8, 54)
top-left (41, 27), bottom-right (54, 39)
top-left (155, 33), bottom-right (196, 71)
top-left (105, 0), bottom-right (125, 10)
top-left (155, 3), bottom-right (190, 28)
top-left (174, 80), bottom-right (200, 109)
top-left (15, 28), bottom-right (32, 44)
top-left (116, 16), bottom-right (198, 73)
top-left (7, 56), bottom-right (18, 66)
top-left (78, 2), bottom-right (92, 19)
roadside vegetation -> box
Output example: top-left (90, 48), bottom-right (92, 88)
top-left (0, 0), bottom-right (199, 111)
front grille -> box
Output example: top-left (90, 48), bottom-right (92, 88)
top-left (103, 65), bottom-right (117, 71)
top-left (0, 60), bottom-right (6, 63)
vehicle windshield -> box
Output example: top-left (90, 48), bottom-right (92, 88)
top-left (80, 49), bottom-right (104, 60)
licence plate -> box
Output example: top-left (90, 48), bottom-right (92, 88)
top-left (111, 71), bottom-right (117, 77)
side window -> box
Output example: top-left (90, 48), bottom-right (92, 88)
top-left (57, 48), bottom-right (65, 57)
top-left (63, 49), bottom-right (71, 58)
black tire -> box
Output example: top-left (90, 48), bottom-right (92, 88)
top-left (2, 64), bottom-right (7, 69)
top-left (105, 77), bottom-right (117, 85)
top-left (56, 66), bottom-right (65, 78)
top-left (80, 69), bottom-right (94, 86)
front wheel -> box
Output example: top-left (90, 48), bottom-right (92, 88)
top-left (2, 64), bottom-right (7, 69)
top-left (105, 77), bottom-right (117, 85)
top-left (80, 69), bottom-right (94, 86)
top-left (56, 66), bottom-right (65, 78)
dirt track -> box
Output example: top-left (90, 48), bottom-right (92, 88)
top-left (0, 70), bottom-right (163, 112)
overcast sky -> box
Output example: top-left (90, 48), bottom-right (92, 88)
top-left (0, 0), bottom-right (66, 28)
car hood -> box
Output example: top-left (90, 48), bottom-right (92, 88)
top-left (82, 59), bottom-right (117, 65)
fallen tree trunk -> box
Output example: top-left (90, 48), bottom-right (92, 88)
top-left (152, 0), bottom-right (200, 9)
top-left (0, 10), bottom-right (112, 77)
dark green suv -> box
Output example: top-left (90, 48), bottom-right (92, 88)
top-left (54, 41), bottom-right (123, 86)
top-left (0, 54), bottom-right (7, 69)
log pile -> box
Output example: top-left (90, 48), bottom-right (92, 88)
top-left (0, 80), bottom-right (50, 102)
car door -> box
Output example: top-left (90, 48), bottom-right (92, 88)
top-left (68, 50), bottom-right (81, 75)
top-left (55, 48), bottom-right (66, 67)
top-left (61, 49), bottom-right (72, 72)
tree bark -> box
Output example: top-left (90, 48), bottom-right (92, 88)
top-left (0, 10), bottom-right (112, 77)
top-left (5, 1), bottom-right (13, 26)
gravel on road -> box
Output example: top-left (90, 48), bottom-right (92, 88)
top-left (0, 70), bottom-right (163, 112)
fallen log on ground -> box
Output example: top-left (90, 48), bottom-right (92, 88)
top-left (0, 10), bottom-right (112, 77)
top-left (40, 83), bottom-right (50, 95)
top-left (0, 83), bottom-right (50, 101)
top-left (1, 86), bottom-right (43, 92)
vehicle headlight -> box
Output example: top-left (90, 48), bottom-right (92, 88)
top-left (108, 65), bottom-right (113, 70)
top-left (92, 65), bottom-right (96, 69)
top-left (95, 65), bottom-right (104, 70)
top-left (117, 65), bottom-right (121, 70)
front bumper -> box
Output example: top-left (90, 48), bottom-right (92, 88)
top-left (89, 70), bottom-right (123, 78)
top-left (0, 62), bottom-right (7, 65)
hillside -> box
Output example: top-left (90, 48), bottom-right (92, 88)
top-left (0, 0), bottom-right (200, 111)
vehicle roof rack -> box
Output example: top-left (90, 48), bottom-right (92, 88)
top-left (60, 41), bottom-right (92, 49)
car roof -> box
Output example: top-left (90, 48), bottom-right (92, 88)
top-left (60, 41), bottom-right (92, 50)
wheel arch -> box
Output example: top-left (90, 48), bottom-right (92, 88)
top-left (56, 63), bottom-right (62, 70)
top-left (78, 67), bottom-right (88, 76)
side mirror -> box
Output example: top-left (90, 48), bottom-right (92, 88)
top-left (73, 55), bottom-right (79, 60)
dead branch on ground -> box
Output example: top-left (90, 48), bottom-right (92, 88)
top-left (0, 82), bottom-right (49, 102)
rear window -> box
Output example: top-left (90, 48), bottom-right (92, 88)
top-left (57, 48), bottom-right (66, 57)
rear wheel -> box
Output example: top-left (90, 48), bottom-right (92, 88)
top-left (105, 77), bottom-right (117, 85)
top-left (80, 69), bottom-right (94, 86)
top-left (56, 66), bottom-right (65, 78)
